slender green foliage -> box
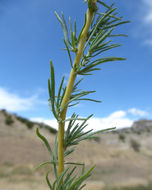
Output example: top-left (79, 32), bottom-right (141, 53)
top-left (36, 0), bottom-right (129, 189)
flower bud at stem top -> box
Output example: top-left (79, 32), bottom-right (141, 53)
top-left (88, 0), bottom-right (98, 12)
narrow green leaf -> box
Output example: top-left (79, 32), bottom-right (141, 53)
top-left (66, 113), bottom-right (78, 136)
top-left (81, 127), bottom-right (116, 141)
top-left (69, 17), bottom-right (72, 33)
top-left (64, 117), bottom-right (90, 122)
top-left (35, 161), bottom-right (57, 170)
top-left (103, 20), bottom-right (130, 30)
top-left (78, 12), bottom-right (87, 42)
top-left (57, 167), bottom-right (69, 186)
top-left (64, 162), bottom-right (84, 166)
top-left (59, 87), bottom-right (66, 109)
top-left (69, 17), bottom-right (77, 50)
top-left (63, 167), bottom-right (77, 185)
top-left (71, 31), bottom-right (75, 49)
top-left (63, 175), bottom-right (77, 189)
top-left (75, 129), bottom-right (93, 140)
top-left (81, 164), bottom-right (85, 174)
top-left (48, 79), bottom-right (51, 98)
top-left (77, 98), bottom-right (101, 103)
top-left (90, 29), bottom-right (107, 49)
top-left (52, 180), bottom-right (57, 190)
top-left (48, 61), bottom-right (58, 120)
top-left (91, 44), bottom-right (121, 56)
top-left (93, 40), bottom-right (117, 52)
top-left (50, 61), bottom-right (55, 99)
top-left (68, 101), bottom-right (80, 108)
top-left (46, 171), bottom-right (53, 190)
top-left (36, 128), bottom-right (54, 158)
top-left (84, 7), bottom-right (117, 50)
top-left (90, 28), bottom-right (114, 51)
top-left (91, 57), bottom-right (126, 65)
top-left (64, 40), bottom-right (73, 68)
top-left (54, 135), bottom-right (58, 160)
top-left (56, 76), bottom-right (65, 108)
top-left (79, 56), bottom-right (126, 75)
top-left (36, 129), bottom-right (58, 178)
top-left (110, 34), bottom-right (128, 37)
top-left (60, 90), bottom-right (95, 112)
top-left (79, 184), bottom-right (86, 190)
top-left (55, 11), bottom-right (70, 45)
top-left (72, 78), bottom-right (83, 93)
top-left (74, 20), bottom-right (77, 39)
top-left (96, 12), bottom-right (122, 20)
top-left (61, 12), bottom-right (70, 43)
top-left (64, 148), bottom-right (75, 157)
top-left (97, 0), bottom-right (111, 9)
top-left (66, 165), bottom-right (96, 190)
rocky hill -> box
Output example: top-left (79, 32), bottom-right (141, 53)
top-left (0, 109), bottom-right (152, 190)
top-left (115, 119), bottom-right (152, 134)
top-left (0, 109), bottom-right (57, 134)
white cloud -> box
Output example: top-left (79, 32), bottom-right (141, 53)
top-left (31, 117), bottom-right (58, 129)
top-left (108, 110), bottom-right (126, 118)
top-left (143, 0), bottom-right (152, 23)
top-left (143, 0), bottom-right (152, 7)
top-left (0, 87), bottom-right (46, 112)
top-left (144, 39), bottom-right (152, 46)
top-left (140, 0), bottom-right (152, 45)
top-left (128, 108), bottom-right (149, 117)
top-left (145, 12), bottom-right (152, 23)
top-left (87, 111), bottom-right (133, 131)
top-left (31, 110), bottom-right (134, 131)
top-left (31, 108), bottom-right (151, 131)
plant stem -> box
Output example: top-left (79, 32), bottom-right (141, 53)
top-left (57, 6), bottom-right (95, 177)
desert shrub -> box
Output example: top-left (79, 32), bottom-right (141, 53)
top-left (25, 121), bottom-right (34, 129)
top-left (146, 128), bottom-right (151, 133)
top-left (89, 136), bottom-right (100, 143)
top-left (2, 162), bottom-right (14, 167)
top-left (136, 131), bottom-right (141, 135)
top-left (5, 115), bottom-right (14, 125)
top-left (16, 115), bottom-right (28, 124)
top-left (93, 136), bottom-right (100, 143)
top-left (130, 139), bottom-right (141, 152)
top-left (39, 123), bottom-right (43, 128)
top-left (16, 115), bottom-right (56, 132)
top-left (0, 170), bottom-right (9, 178)
top-left (11, 166), bottom-right (33, 175)
top-left (119, 134), bottom-right (126, 142)
top-left (45, 125), bottom-right (57, 134)
top-left (16, 115), bottom-right (34, 129)
top-left (1, 109), bottom-right (7, 115)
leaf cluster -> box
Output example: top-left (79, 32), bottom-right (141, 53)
top-left (64, 113), bottom-right (115, 150)
top-left (45, 165), bottom-right (95, 190)
top-left (36, 128), bottom-right (96, 190)
top-left (48, 62), bottom-right (101, 121)
top-left (36, 117), bottom-right (115, 190)
top-left (55, 1), bottom-right (129, 75)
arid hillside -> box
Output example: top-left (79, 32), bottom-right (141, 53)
top-left (0, 109), bottom-right (152, 190)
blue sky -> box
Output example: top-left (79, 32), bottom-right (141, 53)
top-left (0, 0), bottom-right (152, 130)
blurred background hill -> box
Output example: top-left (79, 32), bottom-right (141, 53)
top-left (0, 109), bottom-right (152, 190)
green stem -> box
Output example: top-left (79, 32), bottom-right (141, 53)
top-left (57, 6), bottom-right (95, 177)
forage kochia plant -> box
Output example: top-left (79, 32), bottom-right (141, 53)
top-left (36, 0), bottom-right (129, 189)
